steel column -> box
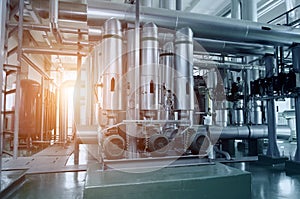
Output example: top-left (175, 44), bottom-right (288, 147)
top-left (13, 0), bottom-right (25, 159)
top-left (0, 0), bottom-right (8, 171)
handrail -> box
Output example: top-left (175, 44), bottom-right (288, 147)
top-left (268, 4), bottom-right (300, 25)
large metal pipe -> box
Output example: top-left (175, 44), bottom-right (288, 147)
top-left (264, 54), bottom-right (280, 157)
top-left (140, 0), bottom-right (153, 7)
top-left (231, 0), bottom-right (241, 19)
top-left (174, 27), bottom-right (194, 112)
top-left (159, 0), bottom-right (176, 10)
top-left (87, 1), bottom-right (300, 46)
top-left (241, 0), bottom-right (257, 22)
top-left (22, 47), bottom-right (87, 56)
top-left (32, 0), bottom-right (87, 22)
top-left (195, 38), bottom-right (273, 56)
top-left (209, 125), bottom-right (291, 139)
top-left (102, 18), bottom-right (124, 112)
top-left (141, 22), bottom-right (159, 113)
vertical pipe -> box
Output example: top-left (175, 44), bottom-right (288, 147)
top-left (40, 77), bottom-right (45, 141)
top-left (0, 0), bottom-right (7, 171)
top-left (140, 0), bottom-right (152, 7)
top-left (231, 0), bottom-right (241, 19)
top-left (13, 0), bottom-right (24, 159)
top-left (174, 27), bottom-right (194, 121)
top-left (241, 0), bottom-right (260, 125)
top-left (159, 0), bottom-right (176, 10)
top-left (140, 22), bottom-right (159, 115)
top-left (49, 0), bottom-right (58, 28)
top-left (241, 0), bottom-right (258, 22)
top-left (160, 42), bottom-right (174, 120)
top-left (176, 0), bottom-right (182, 11)
top-left (292, 44), bottom-right (300, 161)
top-left (264, 54), bottom-right (280, 157)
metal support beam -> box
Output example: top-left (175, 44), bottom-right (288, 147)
top-left (13, 0), bottom-right (25, 159)
top-left (0, 0), bottom-right (8, 172)
top-left (264, 54), bottom-right (280, 157)
top-left (292, 44), bottom-right (300, 162)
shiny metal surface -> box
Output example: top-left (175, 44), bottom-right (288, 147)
top-left (141, 22), bottom-right (159, 111)
top-left (209, 125), bottom-right (291, 139)
top-left (160, 42), bottom-right (174, 120)
top-left (174, 27), bottom-right (194, 111)
top-left (140, 0), bottom-right (153, 7)
top-left (159, 0), bottom-right (176, 10)
top-left (33, 0), bottom-right (87, 22)
top-left (265, 55), bottom-right (280, 157)
top-left (87, 1), bottom-right (300, 46)
top-left (102, 18), bottom-right (124, 111)
top-left (195, 38), bottom-right (273, 56)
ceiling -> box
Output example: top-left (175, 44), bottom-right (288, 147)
top-left (18, 0), bottom-right (300, 82)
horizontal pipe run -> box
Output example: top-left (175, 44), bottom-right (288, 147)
top-left (22, 47), bottom-right (87, 56)
top-left (209, 125), bottom-right (291, 139)
top-left (32, 0), bottom-right (87, 22)
top-left (76, 124), bottom-right (292, 145)
top-left (195, 38), bottom-right (274, 56)
top-left (8, 23), bottom-right (88, 34)
top-left (87, 1), bottom-right (300, 46)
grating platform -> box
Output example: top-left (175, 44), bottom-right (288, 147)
top-left (84, 163), bottom-right (251, 199)
top-left (2, 144), bottom-right (87, 174)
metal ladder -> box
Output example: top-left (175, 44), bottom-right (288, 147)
top-left (0, 0), bottom-right (24, 169)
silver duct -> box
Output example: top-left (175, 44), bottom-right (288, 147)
top-left (102, 18), bottom-right (124, 112)
top-left (141, 22), bottom-right (159, 114)
top-left (209, 125), bottom-right (291, 139)
top-left (33, 0), bottom-right (87, 22)
top-left (159, 0), bottom-right (176, 10)
top-left (194, 38), bottom-right (273, 56)
top-left (231, 0), bottom-right (241, 19)
top-left (87, 1), bottom-right (300, 46)
top-left (141, 0), bottom-right (153, 7)
top-left (174, 27), bottom-right (194, 112)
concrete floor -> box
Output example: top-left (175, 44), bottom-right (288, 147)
top-left (3, 141), bottom-right (300, 199)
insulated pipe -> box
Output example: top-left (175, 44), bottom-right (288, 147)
top-left (33, 0), bottom-right (87, 22)
top-left (141, 0), bottom-right (153, 7)
top-left (264, 54), bottom-right (280, 157)
top-left (102, 18), bottom-right (124, 111)
top-left (141, 22), bottom-right (159, 112)
top-left (208, 125), bottom-right (291, 139)
top-left (241, 0), bottom-right (257, 22)
top-left (174, 27), bottom-right (194, 111)
top-left (159, 0), bottom-right (176, 10)
top-left (194, 38), bottom-right (273, 56)
top-left (231, 0), bottom-right (241, 19)
top-left (176, 0), bottom-right (182, 11)
top-left (86, 1), bottom-right (300, 46)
